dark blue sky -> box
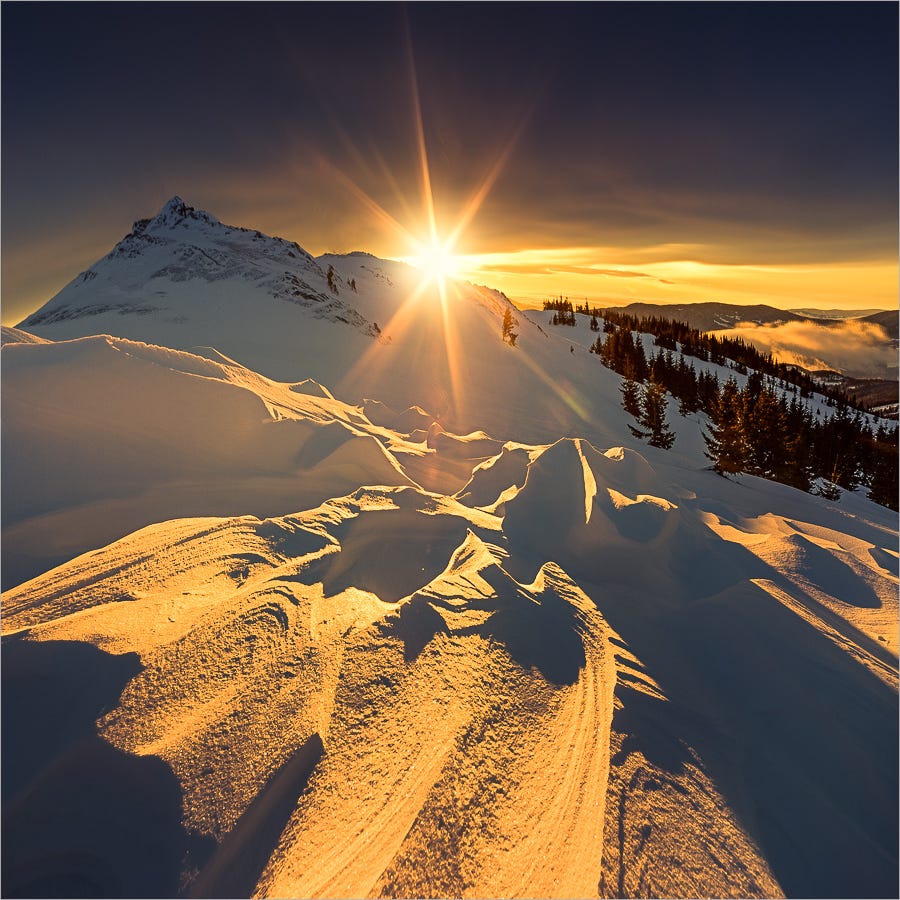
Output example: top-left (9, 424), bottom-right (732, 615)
top-left (3, 2), bottom-right (897, 319)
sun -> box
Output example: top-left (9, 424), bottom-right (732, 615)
top-left (410, 238), bottom-right (462, 285)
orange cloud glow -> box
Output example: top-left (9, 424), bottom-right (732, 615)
top-left (437, 247), bottom-right (897, 313)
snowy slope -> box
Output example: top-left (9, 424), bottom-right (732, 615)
top-left (1, 325), bottom-right (49, 345)
top-left (20, 197), bottom-right (377, 339)
top-left (3, 199), bottom-right (898, 899)
top-left (16, 198), bottom-right (647, 442)
top-left (1, 335), bottom-right (458, 588)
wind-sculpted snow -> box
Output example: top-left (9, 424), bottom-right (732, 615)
top-left (427, 428), bottom-right (503, 460)
top-left (289, 378), bottom-right (335, 399)
top-left (4, 442), bottom-right (897, 897)
top-left (1, 325), bottom-right (50, 345)
top-left (455, 442), bottom-right (539, 511)
top-left (0, 336), bottom-right (421, 589)
top-left (390, 405), bottom-right (436, 435)
top-left (502, 439), bottom-right (687, 582)
top-left (3, 199), bottom-right (898, 898)
top-left (2, 489), bottom-right (619, 898)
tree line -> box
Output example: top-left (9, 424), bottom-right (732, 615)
top-left (543, 297), bottom-right (578, 326)
top-left (542, 301), bottom-right (898, 510)
top-left (597, 308), bottom-right (874, 413)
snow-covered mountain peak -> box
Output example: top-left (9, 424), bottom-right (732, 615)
top-left (139, 195), bottom-right (221, 232)
top-left (99, 194), bottom-right (325, 275)
top-left (18, 198), bottom-right (537, 401)
top-left (19, 197), bottom-right (389, 351)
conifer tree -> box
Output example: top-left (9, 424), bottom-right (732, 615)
top-left (782, 428), bottom-right (813, 492)
top-left (620, 375), bottom-right (642, 418)
top-left (641, 377), bottom-right (676, 449)
top-left (813, 407), bottom-right (863, 490)
top-left (628, 378), bottom-right (675, 449)
top-left (868, 443), bottom-right (899, 510)
top-left (744, 389), bottom-right (789, 478)
top-left (501, 307), bottom-right (518, 346)
top-left (704, 379), bottom-right (746, 475)
top-left (632, 340), bottom-right (649, 383)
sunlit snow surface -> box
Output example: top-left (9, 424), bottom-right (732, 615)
top-left (2, 201), bottom-right (897, 899)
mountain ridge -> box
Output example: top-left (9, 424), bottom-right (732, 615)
top-left (601, 300), bottom-right (897, 334)
top-left (20, 195), bottom-right (381, 344)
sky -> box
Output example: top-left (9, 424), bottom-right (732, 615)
top-left (2, 2), bottom-right (898, 324)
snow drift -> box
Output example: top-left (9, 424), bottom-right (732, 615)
top-left (1, 335), bottom-right (418, 588)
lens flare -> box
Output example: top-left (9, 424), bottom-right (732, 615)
top-left (326, 17), bottom-right (533, 427)
top-left (409, 239), bottom-right (461, 285)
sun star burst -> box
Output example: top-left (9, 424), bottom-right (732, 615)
top-left (411, 239), bottom-right (462, 286)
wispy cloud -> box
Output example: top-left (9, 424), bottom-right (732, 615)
top-left (473, 262), bottom-right (668, 281)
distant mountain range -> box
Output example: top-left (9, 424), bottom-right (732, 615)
top-left (789, 307), bottom-right (887, 320)
top-left (600, 301), bottom-right (897, 337)
top-left (857, 309), bottom-right (900, 339)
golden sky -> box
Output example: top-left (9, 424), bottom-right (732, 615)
top-left (444, 250), bottom-right (899, 312)
top-left (3, 5), bottom-right (897, 324)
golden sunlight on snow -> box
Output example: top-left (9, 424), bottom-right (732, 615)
top-left (2, 201), bottom-right (896, 900)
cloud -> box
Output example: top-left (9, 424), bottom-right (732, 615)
top-left (719, 319), bottom-right (898, 379)
top-left (473, 262), bottom-right (666, 280)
